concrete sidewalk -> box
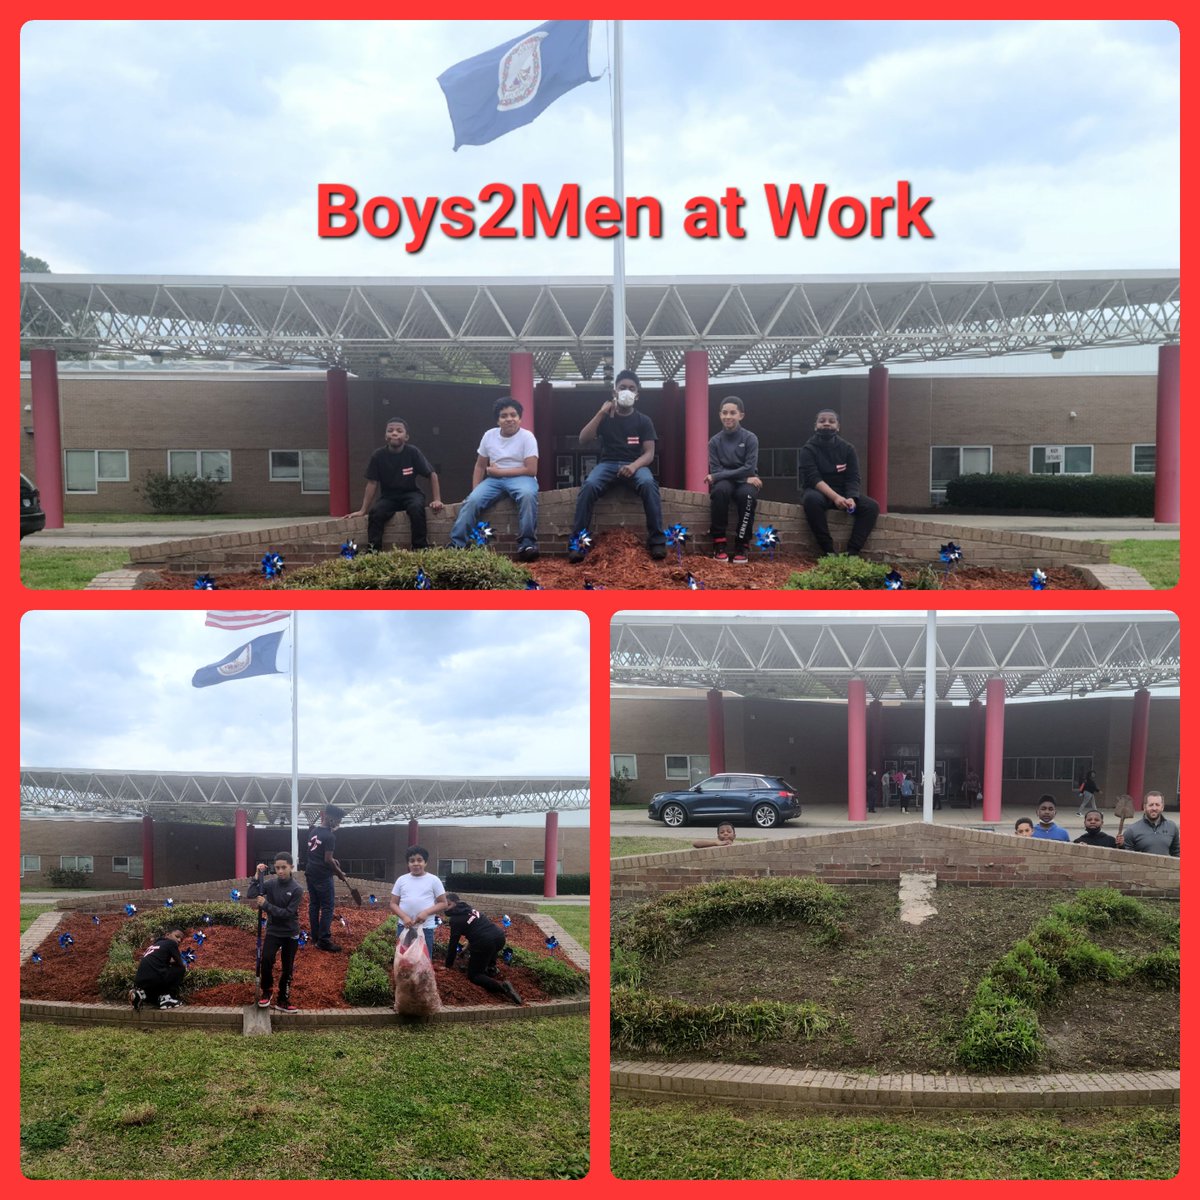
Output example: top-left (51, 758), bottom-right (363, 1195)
top-left (899, 513), bottom-right (1179, 541)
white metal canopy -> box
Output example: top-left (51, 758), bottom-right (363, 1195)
top-left (19, 269), bottom-right (1179, 383)
top-left (18, 770), bottom-right (589, 823)
top-left (610, 613), bottom-right (1180, 702)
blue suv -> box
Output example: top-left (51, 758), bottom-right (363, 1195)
top-left (648, 773), bottom-right (801, 829)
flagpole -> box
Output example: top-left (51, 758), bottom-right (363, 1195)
top-left (611, 19), bottom-right (626, 374)
top-left (290, 612), bottom-right (299, 863)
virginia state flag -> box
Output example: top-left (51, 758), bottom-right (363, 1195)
top-left (192, 631), bottom-right (285, 689)
top-left (438, 20), bottom-right (597, 151)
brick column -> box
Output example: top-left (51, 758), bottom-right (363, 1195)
top-left (1127, 688), bottom-right (1152, 809)
top-left (866, 364), bottom-right (889, 512)
top-left (533, 378), bottom-right (554, 491)
top-left (29, 348), bottom-right (65, 528)
top-left (234, 808), bottom-right (248, 880)
top-left (1154, 343), bottom-right (1180, 524)
top-left (684, 350), bottom-right (709, 491)
top-left (848, 679), bottom-right (867, 821)
top-left (141, 814), bottom-right (155, 891)
top-left (325, 367), bottom-right (350, 517)
top-left (406, 818), bottom-right (419, 849)
top-left (510, 352), bottom-right (535, 430)
top-left (543, 811), bottom-right (559, 899)
top-left (706, 688), bottom-right (726, 774)
top-left (982, 678), bottom-right (1005, 823)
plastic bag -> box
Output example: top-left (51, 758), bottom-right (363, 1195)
top-left (393, 929), bottom-right (443, 1016)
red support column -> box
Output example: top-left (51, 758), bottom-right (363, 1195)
top-left (967, 698), bottom-right (984, 777)
top-left (141, 814), bottom-right (155, 892)
top-left (326, 368), bottom-right (350, 518)
top-left (1126, 688), bottom-right (1152, 809)
top-left (867, 364), bottom-right (889, 513)
top-left (542, 812), bottom-right (559, 899)
top-left (234, 808), bottom-right (248, 880)
top-left (660, 379), bottom-right (684, 489)
top-left (406, 818), bottom-right (419, 848)
top-left (982, 678), bottom-right (1005, 823)
top-left (1154, 343), bottom-right (1180, 524)
top-left (684, 350), bottom-right (709, 492)
top-left (29, 348), bottom-right (64, 528)
top-left (706, 688), bottom-right (726, 774)
top-left (510, 352), bottom-right (535, 429)
top-left (848, 679), bottom-right (867, 821)
top-left (533, 378), bottom-right (554, 491)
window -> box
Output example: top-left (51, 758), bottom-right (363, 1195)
top-left (664, 754), bottom-right (709, 781)
top-left (930, 446), bottom-right (992, 504)
top-left (64, 449), bottom-right (129, 493)
top-left (1031, 445), bottom-right (1093, 475)
top-left (112, 855), bottom-right (144, 877)
top-left (20, 854), bottom-right (41, 875)
top-left (60, 855), bottom-right (94, 873)
top-left (762, 447), bottom-right (798, 479)
top-left (484, 859), bottom-right (515, 875)
top-left (532, 859), bottom-right (562, 875)
top-left (1132, 444), bottom-right (1156, 474)
top-left (269, 450), bottom-right (330, 493)
top-left (168, 450), bottom-right (232, 482)
top-left (339, 858), bottom-right (386, 879)
top-left (1003, 756), bottom-right (1092, 782)
top-left (437, 859), bottom-right (468, 877)
top-left (610, 754), bottom-right (637, 780)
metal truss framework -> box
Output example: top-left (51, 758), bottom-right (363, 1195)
top-left (610, 614), bottom-right (1180, 703)
top-left (19, 270), bottom-right (1179, 384)
top-left (18, 771), bottom-right (590, 824)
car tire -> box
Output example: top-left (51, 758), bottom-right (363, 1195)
top-left (752, 803), bottom-right (780, 828)
top-left (661, 803), bottom-right (688, 828)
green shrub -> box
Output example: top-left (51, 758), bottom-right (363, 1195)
top-left (944, 472), bottom-right (1154, 517)
top-left (273, 547), bottom-right (534, 591)
top-left (355, 915), bottom-right (399, 972)
top-left (136, 470), bottom-right (223, 515)
top-left (989, 941), bottom-right (1061, 1006)
top-left (42, 867), bottom-right (89, 888)
top-left (1129, 948), bottom-right (1180, 989)
top-left (507, 946), bottom-right (588, 996)
top-left (1068, 887), bottom-right (1156, 928)
top-left (784, 555), bottom-right (889, 590)
top-left (343, 954), bottom-right (394, 1006)
top-left (443, 873), bottom-right (589, 895)
top-left (957, 981), bottom-right (1042, 1070)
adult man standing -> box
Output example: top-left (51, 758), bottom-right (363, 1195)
top-left (797, 409), bottom-right (880, 557)
top-left (1117, 791), bottom-right (1180, 856)
top-left (568, 369), bottom-right (666, 563)
top-left (448, 397), bottom-right (540, 561)
top-left (1031, 796), bottom-right (1071, 842)
top-left (349, 417), bottom-right (444, 552)
top-left (303, 804), bottom-right (351, 952)
top-left (1074, 810), bottom-right (1119, 849)
top-left (706, 396), bottom-right (762, 563)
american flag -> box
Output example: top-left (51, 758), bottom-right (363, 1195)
top-left (204, 611), bottom-right (291, 632)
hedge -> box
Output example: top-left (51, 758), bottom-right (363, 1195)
top-left (443, 872), bottom-right (589, 895)
top-left (272, 547), bottom-right (535, 590)
top-left (944, 473), bottom-right (1154, 516)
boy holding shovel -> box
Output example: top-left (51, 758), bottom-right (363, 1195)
top-left (248, 852), bottom-right (305, 1012)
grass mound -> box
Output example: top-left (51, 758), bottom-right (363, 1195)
top-left (273, 547), bottom-right (534, 590)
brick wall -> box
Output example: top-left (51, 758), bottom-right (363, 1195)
top-left (611, 823), bottom-right (1180, 900)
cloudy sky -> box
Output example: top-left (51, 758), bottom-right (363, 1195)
top-left (21, 611), bottom-right (590, 784)
top-left (20, 20), bottom-right (1178, 277)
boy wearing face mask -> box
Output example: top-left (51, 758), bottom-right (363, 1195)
top-left (569, 369), bottom-right (667, 562)
top-left (798, 409), bottom-right (880, 557)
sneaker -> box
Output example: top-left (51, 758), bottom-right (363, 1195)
top-left (649, 543), bottom-right (667, 561)
top-left (712, 542), bottom-right (729, 562)
top-left (517, 545), bottom-right (539, 562)
top-left (159, 995), bottom-right (183, 1009)
top-left (567, 547), bottom-right (587, 564)
top-left (129, 988), bottom-right (146, 1013)
top-left (731, 551), bottom-right (749, 565)
top-left (316, 941), bottom-right (343, 953)
top-left (500, 981), bottom-right (524, 1006)
top-left (257, 994), bottom-right (272, 1009)
top-left (275, 998), bottom-right (299, 1013)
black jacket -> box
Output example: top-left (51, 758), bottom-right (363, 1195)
top-left (443, 901), bottom-right (505, 963)
top-left (798, 433), bottom-right (861, 497)
top-left (248, 871), bottom-right (305, 938)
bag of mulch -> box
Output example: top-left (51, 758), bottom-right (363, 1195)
top-left (393, 930), bottom-right (443, 1016)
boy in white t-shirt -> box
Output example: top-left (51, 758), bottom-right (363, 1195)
top-left (447, 396), bottom-right (540, 560)
top-left (389, 845), bottom-right (448, 958)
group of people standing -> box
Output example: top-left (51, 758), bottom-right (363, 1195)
top-left (349, 371), bottom-right (880, 563)
top-left (1012, 790), bottom-right (1179, 855)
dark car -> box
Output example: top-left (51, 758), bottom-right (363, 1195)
top-left (648, 773), bottom-right (801, 829)
top-left (21, 474), bottom-right (45, 538)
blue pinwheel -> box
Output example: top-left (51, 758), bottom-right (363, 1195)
top-left (181, 947), bottom-right (197, 966)
top-left (545, 936), bottom-right (559, 953)
top-left (92, 915), bottom-right (101, 926)
top-left (298, 930), bottom-right (309, 947)
top-left (58, 933), bottom-right (75, 950)
top-left (31, 952), bottom-right (42, 965)
top-left (260, 552), bottom-right (284, 579)
top-left (193, 574), bottom-right (216, 590)
top-left (414, 567), bottom-right (433, 590)
top-left (501, 914), bottom-right (511, 928)
top-left (884, 569), bottom-right (904, 590)
top-left (939, 541), bottom-right (963, 584)
top-left (163, 898), bottom-right (174, 909)
top-left (568, 529), bottom-right (592, 557)
top-left (201, 914), bottom-right (212, 926)
top-left (686, 572), bottom-right (706, 591)
top-left (340, 540), bottom-right (358, 560)
top-left (230, 889), bottom-right (241, 901)
top-left (124, 903), bottom-right (138, 917)
top-left (754, 525), bottom-right (779, 560)
top-left (468, 521), bottom-right (495, 548)
top-left (192, 931), bottom-right (206, 946)
top-left (1029, 568), bottom-right (1048, 591)
top-left (456, 943), bottom-right (467, 957)
top-left (368, 895), bottom-right (377, 907)
top-left (583, 580), bottom-right (606, 590)
top-left (338, 915), bottom-right (348, 929)
top-left (665, 523), bottom-right (688, 562)
top-left (502, 947), bottom-right (514, 965)
top-left (524, 579), bottom-right (543, 590)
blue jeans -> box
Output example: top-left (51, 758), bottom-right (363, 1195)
top-left (572, 460), bottom-right (664, 546)
top-left (306, 874), bottom-right (335, 945)
top-left (449, 476), bottom-right (539, 550)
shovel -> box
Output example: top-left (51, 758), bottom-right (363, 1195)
top-left (1113, 793), bottom-right (1137, 844)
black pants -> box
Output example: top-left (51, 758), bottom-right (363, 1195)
top-left (465, 928), bottom-right (508, 996)
top-left (367, 491), bottom-right (428, 551)
top-left (260, 934), bottom-right (298, 1001)
top-left (709, 481), bottom-right (758, 549)
top-left (133, 961), bottom-right (186, 1004)
top-left (802, 490), bottom-right (879, 554)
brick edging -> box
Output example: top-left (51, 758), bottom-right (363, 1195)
top-left (611, 1059), bottom-right (1179, 1113)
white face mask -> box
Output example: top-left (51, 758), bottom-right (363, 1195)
top-left (616, 388), bottom-right (637, 409)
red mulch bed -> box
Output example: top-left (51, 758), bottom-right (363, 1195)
top-left (21, 907), bottom-right (582, 1009)
top-left (141, 529), bottom-right (1096, 590)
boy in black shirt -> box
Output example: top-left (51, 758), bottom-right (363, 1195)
top-left (797, 409), bottom-right (880, 556)
top-left (304, 804), bottom-right (351, 952)
top-left (441, 894), bottom-right (522, 1005)
top-left (248, 851), bottom-right (306, 1012)
top-left (569, 370), bottom-right (666, 562)
top-left (130, 928), bottom-right (186, 1011)
top-left (1074, 809), bottom-right (1120, 849)
top-left (349, 417), bottom-right (444, 551)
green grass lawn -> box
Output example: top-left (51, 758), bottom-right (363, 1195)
top-left (20, 905), bottom-right (55, 933)
top-left (611, 836), bottom-right (690, 857)
top-left (537, 904), bottom-right (589, 950)
top-left (611, 1100), bottom-right (1178, 1180)
top-left (1106, 539), bottom-right (1179, 589)
top-left (20, 547), bottom-right (130, 589)
top-left (22, 1019), bottom-right (588, 1179)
